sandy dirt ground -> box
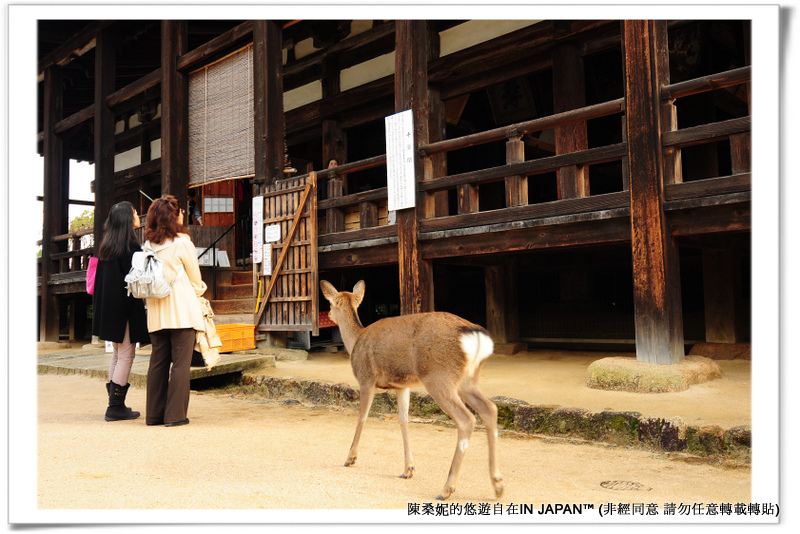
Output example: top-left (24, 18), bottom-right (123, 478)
top-left (35, 372), bottom-right (751, 520)
top-left (266, 350), bottom-right (752, 429)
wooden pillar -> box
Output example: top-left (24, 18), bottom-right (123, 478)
top-left (423, 26), bottom-right (449, 218)
top-left (253, 20), bottom-right (284, 194)
top-left (505, 131), bottom-right (528, 207)
top-left (485, 259), bottom-right (520, 344)
top-left (253, 20), bottom-right (286, 347)
top-left (322, 56), bottom-right (347, 232)
top-left (624, 20), bottom-right (685, 365)
top-left (161, 21), bottom-right (189, 207)
top-left (654, 22), bottom-right (682, 185)
top-left (425, 87), bottom-right (450, 218)
top-left (40, 65), bottom-right (64, 341)
top-left (94, 28), bottom-right (116, 249)
top-left (395, 20), bottom-right (433, 314)
top-left (703, 241), bottom-right (744, 343)
top-left (553, 43), bottom-right (589, 199)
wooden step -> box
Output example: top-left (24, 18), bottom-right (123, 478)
top-left (215, 283), bottom-right (254, 300)
top-left (230, 270), bottom-right (254, 285)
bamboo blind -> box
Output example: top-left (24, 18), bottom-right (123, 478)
top-left (188, 44), bottom-right (255, 186)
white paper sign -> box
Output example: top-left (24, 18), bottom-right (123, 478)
top-left (252, 196), bottom-right (263, 263)
top-left (264, 224), bottom-right (281, 243)
top-left (385, 109), bottom-right (416, 212)
top-left (262, 245), bottom-right (272, 275)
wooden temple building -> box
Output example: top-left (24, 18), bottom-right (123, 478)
top-left (37, 19), bottom-right (751, 364)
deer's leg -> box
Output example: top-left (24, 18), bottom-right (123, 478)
top-left (427, 382), bottom-right (476, 501)
top-left (460, 379), bottom-right (504, 499)
top-left (345, 384), bottom-right (376, 467)
top-left (397, 387), bottom-right (415, 479)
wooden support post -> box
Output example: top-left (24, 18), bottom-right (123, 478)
top-left (253, 20), bottom-right (284, 193)
top-left (93, 29), bottom-right (116, 251)
top-left (553, 43), bottom-right (589, 199)
top-left (624, 20), bottom-right (685, 365)
top-left (253, 20), bottom-right (286, 346)
top-left (505, 132), bottom-right (528, 207)
top-left (423, 24), bottom-right (449, 219)
top-left (323, 118), bottom-right (346, 233)
top-left (457, 184), bottom-right (479, 214)
top-left (395, 20), bottom-right (433, 314)
top-left (160, 21), bottom-right (188, 206)
top-left (485, 259), bottom-right (520, 344)
top-left (654, 21), bottom-right (683, 185)
top-left (40, 65), bottom-right (64, 341)
top-left (326, 175), bottom-right (345, 233)
top-left (359, 202), bottom-right (378, 228)
top-left (730, 132), bottom-right (751, 174)
top-left (703, 240), bottom-right (744, 343)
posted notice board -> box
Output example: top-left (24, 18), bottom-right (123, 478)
top-left (385, 109), bottom-right (416, 212)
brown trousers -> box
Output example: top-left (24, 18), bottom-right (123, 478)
top-left (146, 328), bottom-right (195, 425)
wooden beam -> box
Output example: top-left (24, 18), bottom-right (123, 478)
top-left (160, 21), bottom-right (189, 203)
top-left (37, 21), bottom-right (113, 76)
top-left (177, 21), bottom-right (254, 72)
top-left (106, 68), bottom-right (162, 109)
top-left (395, 20), bottom-right (433, 315)
top-left (253, 20), bottom-right (284, 189)
top-left (623, 20), bottom-right (685, 365)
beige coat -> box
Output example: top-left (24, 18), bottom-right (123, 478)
top-left (195, 296), bottom-right (222, 369)
top-left (145, 234), bottom-right (207, 333)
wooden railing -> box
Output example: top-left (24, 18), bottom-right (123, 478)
top-left (308, 64), bottom-right (751, 245)
top-left (661, 66), bottom-right (752, 204)
top-left (37, 228), bottom-right (94, 289)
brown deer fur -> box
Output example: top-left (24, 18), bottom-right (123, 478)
top-left (320, 279), bottom-right (504, 501)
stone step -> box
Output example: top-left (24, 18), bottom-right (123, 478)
top-left (213, 314), bottom-right (254, 325)
top-left (210, 298), bottom-right (254, 315)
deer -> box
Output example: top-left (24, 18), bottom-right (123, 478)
top-left (320, 279), bottom-right (504, 501)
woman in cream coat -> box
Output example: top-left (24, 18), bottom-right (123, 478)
top-left (142, 195), bottom-right (207, 427)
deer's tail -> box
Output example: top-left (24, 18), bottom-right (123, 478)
top-left (459, 326), bottom-right (495, 378)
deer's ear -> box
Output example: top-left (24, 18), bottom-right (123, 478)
top-left (353, 280), bottom-right (366, 306)
top-left (320, 280), bottom-right (338, 302)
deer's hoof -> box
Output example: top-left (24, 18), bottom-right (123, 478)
top-left (344, 456), bottom-right (357, 467)
top-left (493, 476), bottom-right (504, 498)
top-left (400, 466), bottom-right (415, 479)
top-left (436, 487), bottom-right (455, 501)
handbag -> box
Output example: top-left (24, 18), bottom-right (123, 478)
top-left (86, 256), bottom-right (98, 295)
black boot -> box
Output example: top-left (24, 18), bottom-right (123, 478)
top-left (105, 381), bottom-right (140, 421)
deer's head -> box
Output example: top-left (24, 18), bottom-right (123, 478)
top-left (320, 280), bottom-right (365, 328)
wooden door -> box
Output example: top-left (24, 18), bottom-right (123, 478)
top-left (201, 181), bottom-right (236, 228)
top-left (254, 172), bottom-right (319, 335)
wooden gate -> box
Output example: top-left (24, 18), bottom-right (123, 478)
top-left (254, 172), bottom-right (319, 336)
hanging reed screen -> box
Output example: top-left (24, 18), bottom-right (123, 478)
top-left (188, 44), bottom-right (254, 186)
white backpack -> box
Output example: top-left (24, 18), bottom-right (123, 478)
top-left (125, 239), bottom-right (185, 299)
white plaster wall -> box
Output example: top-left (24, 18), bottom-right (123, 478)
top-left (340, 52), bottom-right (395, 92)
top-left (440, 20), bottom-right (541, 56)
top-left (284, 80), bottom-right (323, 111)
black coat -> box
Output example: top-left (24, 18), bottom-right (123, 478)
top-left (91, 239), bottom-right (150, 345)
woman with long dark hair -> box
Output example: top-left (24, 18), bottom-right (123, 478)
top-left (143, 195), bottom-right (207, 427)
top-left (92, 201), bottom-right (150, 421)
